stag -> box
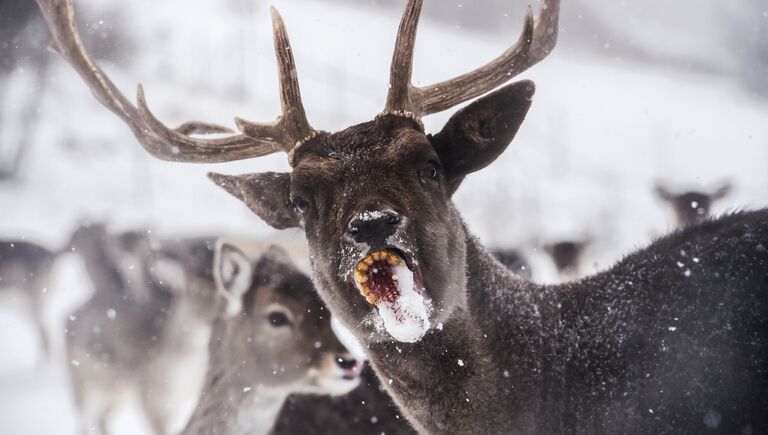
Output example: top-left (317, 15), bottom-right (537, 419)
top-left (38, 0), bottom-right (768, 433)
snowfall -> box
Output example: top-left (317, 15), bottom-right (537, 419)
top-left (1, 0), bottom-right (766, 433)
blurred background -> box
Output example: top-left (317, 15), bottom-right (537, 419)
top-left (1, 0), bottom-right (766, 433)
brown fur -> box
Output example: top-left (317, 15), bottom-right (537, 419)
top-left (210, 80), bottom-right (768, 434)
top-left (181, 243), bottom-right (361, 435)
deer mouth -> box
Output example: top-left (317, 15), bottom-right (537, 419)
top-left (353, 250), bottom-right (430, 342)
top-left (312, 356), bottom-right (363, 396)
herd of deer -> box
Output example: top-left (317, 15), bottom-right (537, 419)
top-left (2, 222), bottom-right (410, 434)
top-left (0, 0), bottom-right (765, 433)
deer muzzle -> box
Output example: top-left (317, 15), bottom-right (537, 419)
top-left (353, 250), bottom-right (430, 342)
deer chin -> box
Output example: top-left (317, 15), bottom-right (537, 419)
top-left (353, 250), bottom-right (431, 343)
top-left (309, 356), bottom-right (363, 396)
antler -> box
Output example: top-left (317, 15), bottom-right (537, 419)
top-left (36, 0), bottom-right (316, 164)
top-left (383, 0), bottom-right (560, 119)
top-left (235, 8), bottom-right (320, 160)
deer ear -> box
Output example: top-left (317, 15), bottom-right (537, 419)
top-left (149, 254), bottom-right (188, 291)
top-left (214, 241), bottom-right (254, 317)
top-left (711, 182), bottom-right (732, 200)
top-left (430, 80), bottom-right (535, 194)
top-left (655, 183), bottom-right (674, 202)
top-left (208, 172), bottom-right (300, 229)
top-left (259, 245), bottom-right (294, 270)
top-left (251, 245), bottom-right (296, 282)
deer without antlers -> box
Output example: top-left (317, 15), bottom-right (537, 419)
top-left (39, 0), bottom-right (768, 433)
top-left (65, 225), bottom-right (219, 435)
top-left (181, 242), bottom-right (364, 435)
top-left (655, 181), bottom-right (733, 227)
top-left (0, 238), bottom-right (57, 361)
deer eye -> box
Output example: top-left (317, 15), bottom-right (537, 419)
top-left (267, 311), bottom-right (290, 327)
top-left (418, 161), bottom-right (440, 183)
top-left (292, 196), bottom-right (311, 214)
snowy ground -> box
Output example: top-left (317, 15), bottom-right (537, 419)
top-left (1, 0), bottom-right (767, 433)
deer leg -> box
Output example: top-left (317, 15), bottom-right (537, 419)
top-left (96, 407), bottom-right (113, 435)
top-left (0, 72), bottom-right (9, 179)
top-left (72, 382), bottom-right (113, 435)
top-left (138, 391), bottom-right (169, 435)
top-left (9, 62), bottom-right (47, 179)
top-left (29, 271), bottom-right (52, 362)
top-left (32, 304), bottom-right (50, 362)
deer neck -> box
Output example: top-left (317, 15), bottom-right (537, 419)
top-left (183, 383), bottom-right (287, 435)
top-left (74, 238), bottom-right (123, 293)
top-left (162, 295), bottom-right (212, 351)
top-left (365, 226), bottom-right (549, 434)
top-left (181, 322), bottom-right (289, 435)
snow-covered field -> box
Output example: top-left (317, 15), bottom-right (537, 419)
top-left (1, 0), bottom-right (766, 433)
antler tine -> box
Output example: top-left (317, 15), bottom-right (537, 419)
top-left (531, 0), bottom-right (560, 59)
top-left (236, 7), bottom-right (318, 162)
top-left (135, 85), bottom-right (280, 162)
top-left (36, 0), bottom-right (287, 163)
top-left (414, 7), bottom-right (536, 115)
top-left (383, 0), bottom-right (423, 118)
top-left (383, 0), bottom-right (560, 119)
top-left (174, 121), bottom-right (234, 136)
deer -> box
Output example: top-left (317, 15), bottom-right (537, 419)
top-left (490, 248), bottom-right (532, 279)
top-left (38, 0), bottom-right (768, 433)
top-left (180, 241), bottom-right (363, 435)
top-left (65, 223), bottom-right (212, 435)
top-left (67, 224), bottom-right (364, 435)
top-left (542, 238), bottom-right (591, 280)
top-left (0, 238), bottom-right (57, 360)
top-left (0, 0), bottom-right (50, 180)
top-left (655, 181), bottom-right (733, 227)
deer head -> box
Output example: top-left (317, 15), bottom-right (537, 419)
top-left (67, 220), bottom-right (110, 251)
top-left (213, 242), bottom-right (362, 395)
top-left (67, 222), bottom-right (155, 297)
top-left (145, 237), bottom-right (223, 323)
top-left (655, 182), bottom-right (732, 227)
top-left (38, 0), bottom-right (559, 343)
top-left (543, 238), bottom-right (591, 279)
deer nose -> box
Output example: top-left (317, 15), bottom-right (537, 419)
top-left (335, 355), bottom-right (359, 370)
top-left (347, 210), bottom-right (402, 244)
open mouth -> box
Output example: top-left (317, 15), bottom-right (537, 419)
top-left (354, 251), bottom-right (410, 305)
top-left (353, 250), bottom-right (430, 343)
